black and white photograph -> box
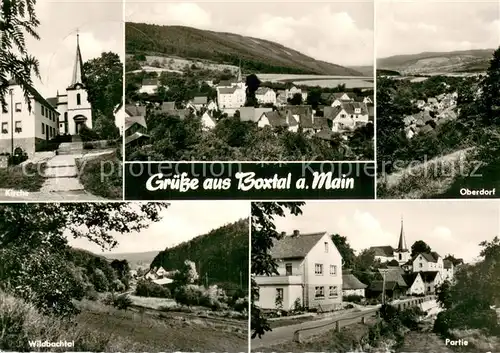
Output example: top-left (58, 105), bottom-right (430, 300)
top-left (251, 200), bottom-right (500, 352)
top-left (0, 201), bottom-right (249, 352)
top-left (0, 0), bottom-right (124, 201)
top-left (124, 1), bottom-right (374, 162)
top-left (376, 1), bottom-right (500, 199)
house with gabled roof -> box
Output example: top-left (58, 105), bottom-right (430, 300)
top-left (403, 272), bottom-right (425, 295)
top-left (124, 114), bottom-right (149, 146)
top-left (139, 78), bottom-right (160, 95)
top-left (254, 230), bottom-right (343, 311)
top-left (283, 105), bottom-right (314, 132)
top-left (239, 107), bottom-right (273, 123)
top-left (257, 111), bottom-right (288, 129)
top-left (187, 96), bottom-right (208, 111)
top-left (255, 87), bottom-right (277, 105)
top-left (342, 272), bottom-right (367, 297)
top-left (201, 111), bottom-right (216, 131)
top-left (412, 251), bottom-right (444, 273)
top-left (324, 102), bottom-right (369, 131)
top-left (419, 271), bottom-right (443, 294)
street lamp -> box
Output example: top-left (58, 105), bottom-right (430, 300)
top-left (9, 89), bottom-right (13, 156)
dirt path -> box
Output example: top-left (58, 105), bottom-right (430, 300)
top-left (398, 331), bottom-right (454, 353)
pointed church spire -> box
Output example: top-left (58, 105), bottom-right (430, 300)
top-left (397, 216), bottom-right (407, 251)
top-left (237, 58), bottom-right (242, 82)
top-left (70, 30), bottom-right (84, 87)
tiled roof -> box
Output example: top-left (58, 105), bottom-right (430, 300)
top-left (160, 102), bottom-right (176, 112)
top-left (218, 87), bottom-right (238, 94)
top-left (125, 131), bottom-right (149, 145)
top-left (369, 280), bottom-right (400, 291)
top-left (313, 117), bottom-right (329, 130)
top-left (370, 246), bottom-right (394, 257)
top-left (125, 115), bottom-right (147, 130)
top-left (314, 129), bottom-right (337, 141)
top-left (324, 106), bottom-right (342, 120)
top-left (402, 273), bottom-right (420, 287)
top-left (8, 79), bottom-right (59, 114)
top-left (284, 105), bottom-right (313, 128)
top-left (125, 104), bottom-right (146, 117)
top-left (142, 79), bottom-right (159, 86)
top-left (46, 97), bottom-right (58, 108)
top-left (262, 111), bottom-right (287, 127)
top-left (256, 87), bottom-right (272, 95)
top-left (378, 268), bottom-right (407, 287)
top-left (239, 107), bottom-right (273, 123)
top-left (192, 96), bottom-right (208, 105)
top-left (341, 102), bottom-right (368, 115)
top-left (269, 232), bottom-right (327, 259)
top-left (342, 273), bottom-right (367, 290)
top-left (419, 271), bottom-right (439, 282)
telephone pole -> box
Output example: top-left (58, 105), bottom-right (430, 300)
top-left (381, 270), bottom-right (387, 305)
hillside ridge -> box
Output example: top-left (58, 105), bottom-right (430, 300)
top-left (126, 22), bottom-right (362, 76)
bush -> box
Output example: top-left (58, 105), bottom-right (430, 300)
top-left (83, 142), bottom-right (94, 150)
top-left (232, 297), bottom-right (248, 313)
top-left (79, 125), bottom-right (100, 142)
top-left (112, 279), bottom-right (126, 292)
top-left (36, 140), bottom-right (60, 152)
top-left (113, 294), bottom-right (132, 310)
top-left (135, 279), bottom-right (171, 298)
top-left (344, 294), bottom-right (363, 303)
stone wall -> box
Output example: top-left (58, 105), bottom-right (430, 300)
top-left (0, 137), bottom-right (37, 157)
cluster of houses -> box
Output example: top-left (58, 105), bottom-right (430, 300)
top-left (403, 92), bottom-right (459, 139)
top-left (130, 265), bottom-right (177, 285)
top-left (126, 72), bottom-right (374, 145)
top-left (254, 220), bottom-right (460, 312)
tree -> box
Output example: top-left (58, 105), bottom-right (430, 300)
top-left (83, 52), bottom-right (123, 119)
top-left (481, 47), bottom-right (500, 124)
top-left (289, 93), bottom-right (303, 105)
top-left (331, 234), bottom-right (355, 268)
top-left (0, 0), bottom-right (41, 112)
top-left (174, 260), bottom-right (199, 285)
top-left (410, 240), bottom-right (432, 257)
top-left (251, 202), bottom-right (305, 338)
top-left (0, 203), bottom-right (168, 316)
top-left (245, 74), bottom-right (261, 107)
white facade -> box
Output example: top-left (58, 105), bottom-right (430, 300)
top-left (342, 288), bottom-right (365, 297)
top-left (57, 34), bottom-right (93, 135)
top-left (217, 85), bottom-right (246, 109)
top-left (0, 83), bottom-right (59, 156)
top-left (255, 233), bottom-right (343, 311)
top-left (138, 83), bottom-right (158, 95)
top-left (256, 88), bottom-right (277, 105)
top-left (201, 112), bottom-right (216, 130)
top-left (407, 274), bottom-right (426, 295)
top-left (412, 254), bottom-right (444, 273)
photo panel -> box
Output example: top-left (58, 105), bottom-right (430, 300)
top-left (0, 0), bottom-right (124, 201)
top-left (124, 0), bottom-right (376, 200)
top-left (376, 0), bottom-right (500, 199)
top-left (250, 200), bottom-right (500, 352)
top-left (0, 201), bottom-right (250, 352)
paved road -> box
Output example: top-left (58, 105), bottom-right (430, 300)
top-left (251, 297), bottom-right (436, 350)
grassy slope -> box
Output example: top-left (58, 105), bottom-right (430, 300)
top-left (76, 151), bottom-right (122, 200)
top-left (126, 23), bottom-right (362, 76)
top-left (0, 163), bottom-right (46, 191)
top-left (377, 49), bottom-right (494, 74)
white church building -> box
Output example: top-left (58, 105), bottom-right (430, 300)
top-left (54, 33), bottom-right (93, 135)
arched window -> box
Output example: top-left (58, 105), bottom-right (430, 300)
top-left (76, 93), bottom-right (81, 105)
top-left (399, 254), bottom-right (402, 260)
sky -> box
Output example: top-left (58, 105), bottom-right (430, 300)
top-left (125, 1), bottom-right (374, 66)
top-left (24, 0), bottom-right (124, 98)
top-left (270, 201), bottom-right (500, 263)
top-left (377, 0), bottom-right (500, 58)
top-left (68, 201), bottom-right (250, 254)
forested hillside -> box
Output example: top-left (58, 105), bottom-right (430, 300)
top-left (151, 219), bottom-right (249, 289)
top-left (125, 23), bottom-right (361, 76)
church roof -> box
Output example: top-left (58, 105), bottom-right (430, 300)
top-left (397, 217), bottom-right (408, 251)
top-left (69, 33), bottom-right (84, 89)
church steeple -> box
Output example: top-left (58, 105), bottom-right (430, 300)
top-left (70, 30), bottom-right (84, 88)
top-left (237, 58), bottom-right (242, 82)
top-left (397, 216), bottom-right (408, 251)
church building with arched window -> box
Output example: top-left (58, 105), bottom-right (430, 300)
top-left (56, 33), bottom-right (92, 135)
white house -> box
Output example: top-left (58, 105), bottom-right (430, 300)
top-left (286, 86), bottom-right (302, 99)
top-left (255, 87), bottom-right (277, 105)
top-left (217, 86), bottom-right (246, 109)
top-left (403, 273), bottom-right (426, 295)
top-left (54, 33), bottom-right (92, 135)
top-left (342, 272), bottom-right (367, 297)
top-left (412, 252), bottom-right (444, 273)
top-left (0, 81), bottom-right (60, 156)
top-left (420, 271), bottom-right (443, 294)
top-left (139, 78), bottom-right (160, 95)
top-left (188, 96), bottom-right (208, 111)
top-left (324, 102), bottom-right (369, 131)
top-left (201, 111), bottom-right (216, 130)
top-left (254, 230), bottom-right (343, 311)
top-left (207, 100), bottom-right (218, 112)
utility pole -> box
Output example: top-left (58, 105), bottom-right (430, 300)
top-left (9, 89), bottom-right (13, 156)
top-left (381, 270), bottom-right (387, 305)
top-left (239, 270), bottom-right (242, 289)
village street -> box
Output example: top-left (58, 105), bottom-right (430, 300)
top-left (251, 297), bottom-right (438, 350)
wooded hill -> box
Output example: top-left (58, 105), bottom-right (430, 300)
top-left (378, 49), bottom-right (495, 74)
top-left (125, 22), bottom-right (362, 76)
top-left (151, 218), bottom-right (249, 289)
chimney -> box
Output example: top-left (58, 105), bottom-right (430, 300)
top-left (293, 230), bottom-right (300, 237)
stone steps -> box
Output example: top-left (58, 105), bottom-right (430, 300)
top-left (43, 165), bottom-right (78, 178)
top-left (39, 177), bottom-right (84, 192)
